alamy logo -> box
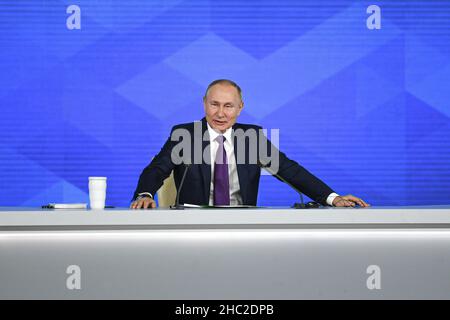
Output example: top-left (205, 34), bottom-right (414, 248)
top-left (366, 5), bottom-right (381, 30)
top-left (66, 265), bottom-right (81, 290)
top-left (66, 5), bottom-right (81, 30)
top-left (366, 265), bottom-right (381, 290)
top-left (169, 122), bottom-right (281, 174)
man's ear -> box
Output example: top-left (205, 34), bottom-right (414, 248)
top-left (238, 102), bottom-right (244, 115)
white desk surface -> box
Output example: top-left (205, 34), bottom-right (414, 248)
top-left (2, 206), bottom-right (450, 299)
top-left (1, 206), bottom-right (450, 227)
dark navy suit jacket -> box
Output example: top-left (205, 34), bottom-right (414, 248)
top-left (133, 118), bottom-right (334, 206)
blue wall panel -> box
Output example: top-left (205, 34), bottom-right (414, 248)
top-left (0, 0), bottom-right (449, 207)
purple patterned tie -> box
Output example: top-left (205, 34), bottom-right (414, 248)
top-left (213, 135), bottom-right (230, 205)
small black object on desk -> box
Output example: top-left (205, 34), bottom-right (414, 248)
top-left (292, 201), bottom-right (321, 209)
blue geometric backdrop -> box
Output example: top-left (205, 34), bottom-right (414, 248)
top-left (0, 0), bottom-right (449, 207)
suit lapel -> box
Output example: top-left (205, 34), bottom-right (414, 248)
top-left (233, 123), bottom-right (248, 204)
top-left (199, 118), bottom-right (211, 204)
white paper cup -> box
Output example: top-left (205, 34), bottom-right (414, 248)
top-left (88, 177), bottom-right (107, 209)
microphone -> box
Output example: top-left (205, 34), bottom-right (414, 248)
top-left (170, 164), bottom-right (191, 210)
top-left (258, 161), bottom-right (311, 209)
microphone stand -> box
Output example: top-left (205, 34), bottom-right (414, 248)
top-left (170, 164), bottom-right (191, 210)
top-left (258, 162), bottom-right (308, 209)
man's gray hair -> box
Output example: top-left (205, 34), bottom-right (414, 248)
top-left (203, 79), bottom-right (243, 101)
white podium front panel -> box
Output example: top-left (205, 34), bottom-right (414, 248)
top-left (1, 206), bottom-right (450, 299)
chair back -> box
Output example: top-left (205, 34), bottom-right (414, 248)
top-left (156, 171), bottom-right (177, 207)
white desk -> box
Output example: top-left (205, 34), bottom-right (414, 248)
top-left (1, 206), bottom-right (450, 299)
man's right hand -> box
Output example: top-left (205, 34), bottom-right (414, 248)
top-left (130, 196), bottom-right (157, 209)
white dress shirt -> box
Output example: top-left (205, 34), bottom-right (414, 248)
top-left (207, 123), bottom-right (243, 205)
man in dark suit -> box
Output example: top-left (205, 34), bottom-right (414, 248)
top-left (131, 79), bottom-right (369, 209)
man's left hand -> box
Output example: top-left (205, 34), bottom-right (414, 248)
top-left (332, 195), bottom-right (370, 207)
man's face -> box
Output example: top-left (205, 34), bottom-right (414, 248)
top-left (203, 83), bottom-right (244, 133)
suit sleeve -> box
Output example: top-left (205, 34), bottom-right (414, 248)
top-left (259, 129), bottom-right (335, 205)
top-left (132, 129), bottom-right (177, 201)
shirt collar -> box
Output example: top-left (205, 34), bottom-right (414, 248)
top-left (206, 121), bottom-right (233, 143)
